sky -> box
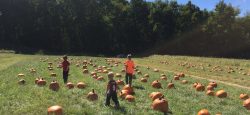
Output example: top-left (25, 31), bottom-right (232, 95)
top-left (146, 0), bottom-right (250, 16)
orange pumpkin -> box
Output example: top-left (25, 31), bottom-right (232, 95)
top-left (193, 82), bottom-right (198, 88)
top-left (151, 96), bottom-right (168, 113)
top-left (49, 81), bottom-right (60, 91)
top-left (125, 95), bottom-right (135, 102)
top-left (115, 73), bottom-right (122, 77)
top-left (151, 80), bottom-right (162, 89)
top-left (174, 76), bottom-right (180, 80)
top-left (177, 73), bottom-right (185, 77)
top-left (240, 94), bottom-right (249, 100)
top-left (149, 92), bottom-right (163, 101)
top-left (96, 76), bottom-right (104, 81)
top-left (116, 79), bottom-right (125, 85)
top-left (77, 82), bottom-right (86, 89)
top-left (209, 82), bottom-right (217, 88)
top-left (137, 71), bottom-right (142, 75)
top-left (181, 80), bottom-right (188, 84)
top-left (66, 82), bottom-right (74, 89)
top-left (167, 81), bottom-right (175, 89)
top-left (122, 85), bottom-right (134, 94)
top-left (83, 69), bottom-right (89, 74)
top-left (37, 78), bottom-right (46, 86)
top-left (140, 78), bottom-right (147, 82)
top-left (196, 84), bottom-right (205, 91)
top-left (87, 89), bottom-right (98, 101)
top-left (35, 78), bottom-right (39, 84)
top-left (197, 109), bottom-right (210, 115)
top-left (119, 90), bottom-right (129, 99)
top-left (47, 105), bottom-right (62, 115)
top-left (216, 90), bottom-right (227, 98)
top-left (160, 76), bottom-right (167, 80)
top-left (154, 69), bottom-right (159, 72)
top-left (144, 74), bottom-right (149, 78)
top-left (206, 90), bottom-right (214, 96)
top-left (206, 85), bottom-right (214, 91)
top-left (243, 98), bottom-right (250, 110)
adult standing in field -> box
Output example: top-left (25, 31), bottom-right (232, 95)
top-left (124, 54), bottom-right (135, 86)
top-left (61, 55), bottom-right (70, 84)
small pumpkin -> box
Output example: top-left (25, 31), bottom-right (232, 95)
top-left (197, 109), bottom-right (210, 115)
top-left (144, 74), bottom-right (149, 78)
top-left (154, 69), bottom-right (159, 72)
top-left (50, 73), bottom-right (57, 77)
top-left (125, 95), bottom-right (135, 102)
top-left (35, 78), bottom-right (39, 84)
top-left (240, 93), bottom-right (249, 100)
top-left (196, 83), bottom-right (205, 91)
top-left (87, 89), bottom-right (98, 101)
top-left (160, 76), bottom-right (167, 80)
top-left (181, 80), bottom-right (188, 84)
top-left (83, 69), bottom-right (89, 74)
top-left (77, 82), bottom-right (86, 89)
top-left (140, 78), bottom-right (147, 82)
top-left (174, 76), bottom-right (180, 80)
top-left (206, 85), bottom-right (214, 91)
top-left (49, 81), bottom-right (60, 91)
top-left (37, 78), bottom-right (46, 86)
top-left (96, 76), bottom-right (104, 81)
top-left (18, 73), bottom-right (25, 77)
top-left (116, 79), bottom-right (125, 85)
top-left (151, 80), bottom-right (162, 89)
top-left (193, 82), bottom-right (198, 88)
top-left (216, 90), bottom-right (227, 98)
top-left (243, 98), bottom-right (250, 110)
top-left (115, 73), bottom-right (122, 77)
top-left (149, 92), bottom-right (163, 101)
top-left (209, 82), bottom-right (217, 88)
top-left (66, 82), bottom-right (74, 89)
top-left (151, 96), bottom-right (168, 113)
top-left (137, 71), bottom-right (142, 75)
top-left (167, 80), bottom-right (175, 89)
top-left (18, 79), bottom-right (25, 85)
top-left (206, 90), bottom-right (214, 96)
top-left (177, 73), bottom-right (185, 77)
top-left (47, 105), bottom-right (62, 115)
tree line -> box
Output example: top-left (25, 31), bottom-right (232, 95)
top-left (0, 0), bottom-right (249, 57)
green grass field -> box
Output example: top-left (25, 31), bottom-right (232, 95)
top-left (0, 53), bottom-right (249, 115)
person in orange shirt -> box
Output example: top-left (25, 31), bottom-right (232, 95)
top-left (124, 54), bottom-right (135, 86)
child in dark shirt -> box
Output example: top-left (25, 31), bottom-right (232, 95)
top-left (61, 55), bottom-right (70, 84)
top-left (105, 72), bottom-right (120, 108)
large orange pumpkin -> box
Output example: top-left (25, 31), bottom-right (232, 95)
top-left (87, 89), bottom-right (98, 101)
top-left (122, 85), bottom-right (134, 94)
top-left (196, 84), bottom-right (205, 91)
top-left (167, 81), bottom-right (175, 89)
top-left (149, 92), bottom-right (163, 101)
top-left (119, 90), bottom-right (129, 99)
top-left (243, 98), bottom-right (250, 110)
top-left (151, 96), bottom-right (168, 113)
top-left (151, 80), bottom-right (162, 89)
top-left (206, 85), bottom-right (214, 91)
top-left (47, 105), bottom-right (62, 115)
top-left (216, 90), bottom-right (227, 98)
top-left (197, 109), bottom-right (210, 115)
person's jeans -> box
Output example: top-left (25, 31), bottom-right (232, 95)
top-left (125, 73), bottom-right (133, 86)
top-left (63, 71), bottom-right (69, 83)
top-left (105, 93), bottom-right (119, 107)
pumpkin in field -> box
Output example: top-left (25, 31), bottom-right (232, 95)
top-left (243, 98), bottom-right (250, 110)
top-left (115, 73), bottom-right (122, 77)
top-left (206, 85), bottom-right (214, 91)
top-left (149, 92), bottom-right (163, 101)
top-left (18, 73), bottom-right (25, 77)
top-left (209, 82), bottom-right (217, 88)
top-left (216, 90), bottom-right (227, 98)
top-left (140, 77), bottom-right (147, 82)
top-left (151, 96), bottom-right (168, 113)
top-left (49, 81), bottom-right (59, 91)
top-left (30, 68), bottom-right (36, 73)
top-left (83, 69), bottom-right (89, 74)
top-left (161, 74), bottom-right (166, 77)
top-left (196, 84), bottom-right (205, 91)
top-left (92, 75), bottom-right (98, 79)
top-left (154, 69), bottom-right (159, 72)
top-left (125, 95), bottom-right (135, 102)
top-left (160, 76), bottom-right (167, 80)
top-left (167, 81), bottom-right (175, 89)
top-left (121, 69), bottom-right (125, 72)
top-left (66, 82), bottom-right (74, 89)
top-left (91, 72), bottom-right (97, 76)
top-left (82, 65), bottom-right (88, 69)
top-left (35, 78), bottom-right (40, 84)
top-left (147, 66), bottom-right (150, 69)
top-left (119, 90), bottom-right (129, 99)
top-left (116, 79), bottom-right (125, 85)
top-left (50, 73), bottom-right (57, 77)
top-left (137, 71), bottom-right (142, 75)
top-left (96, 76), bottom-right (104, 81)
top-left (206, 90), bottom-right (214, 96)
top-left (174, 76), bottom-right (180, 80)
top-left (103, 69), bottom-right (108, 73)
top-left (122, 85), bottom-right (134, 94)
top-left (240, 93), bottom-right (249, 100)
top-left (18, 79), bottom-right (25, 85)
top-left (193, 82), bottom-right (198, 88)
top-left (197, 109), bottom-right (210, 115)
top-left (47, 105), bottom-right (62, 115)
top-left (144, 74), bottom-right (149, 78)
top-left (37, 78), bottom-right (46, 86)
top-left (181, 80), bottom-right (188, 84)
top-left (87, 89), bottom-right (98, 101)
top-left (177, 73), bottom-right (185, 77)
top-left (77, 82), bottom-right (86, 89)
top-left (151, 80), bottom-right (162, 89)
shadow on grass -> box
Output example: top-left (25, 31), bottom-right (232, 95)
top-left (111, 106), bottom-right (127, 114)
top-left (133, 85), bottom-right (145, 90)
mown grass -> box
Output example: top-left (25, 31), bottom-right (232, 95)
top-left (0, 54), bottom-right (249, 115)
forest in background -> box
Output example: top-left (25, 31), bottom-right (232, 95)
top-left (0, 0), bottom-right (250, 57)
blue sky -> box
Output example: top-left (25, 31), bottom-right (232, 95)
top-left (146, 0), bottom-right (250, 16)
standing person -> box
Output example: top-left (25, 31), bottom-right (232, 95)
top-left (105, 72), bottom-right (120, 108)
top-left (61, 55), bottom-right (70, 84)
top-left (124, 54), bottom-right (135, 86)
